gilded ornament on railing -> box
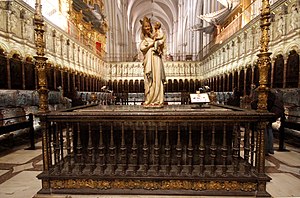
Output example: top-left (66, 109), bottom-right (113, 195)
top-left (50, 179), bottom-right (257, 192)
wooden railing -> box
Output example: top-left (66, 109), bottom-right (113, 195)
top-left (37, 104), bottom-right (273, 197)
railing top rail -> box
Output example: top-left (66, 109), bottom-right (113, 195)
top-left (41, 104), bottom-right (274, 122)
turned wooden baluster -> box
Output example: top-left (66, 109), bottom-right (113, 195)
top-left (120, 122), bottom-right (127, 175)
top-left (109, 123), bottom-right (116, 175)
top-left (142, 124), bottom-right (149, 175)
top-left (250, 124), bottom-right (256, 166)
top-left (69, 123), bottom-right (74, 174)
top-left (176, 124), bottom-right (182, 175)
top-left (76, 122), bottom-right (83, 174)
top-left (65, 123), bottom-right (72, 174)
top-left (221, 123), bottom-right (228, 176)
top-left (48, 122), bottom-right (53, 169)
top-left (59, 123), bottom-right (64, 160)
top-left (199, 123), bottom-right (205, 176)
top-left (233, 123), bottom-right (239, 176)
top-left (187, 124), bottom-right (194, 175)
top-left (54, 123), bottom-right (61, 174)
top-left (131, 122), bottom-right (138, 174)
top-left (164, 123), bottom-right (171, 175)
top-left (244, 123), bottom-right (251, 176)
top-left (52, 123), bottom-right (58, 165)
top-left (210, 123), bottom-right (217, 176)
top-left (237, 123), bottom-right (241, 172)
top-left (98, 123), bottom-right (105, 174)
top-left (154, 123), bottom-right (160, 175)
top-left (237, 123), bottom-right (241, 157)
top-left (87, 123), bottom-right (94, 174)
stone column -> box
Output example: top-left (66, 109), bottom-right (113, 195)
top-left (22, 60), bottom-right (25, 90)
top-left (251, 65), bottom-right (255, 85)
top-left (283, 55), bottom-right (288, 88)
top-left (270, 59), bottom-right (275, 88)
top-left (6, 57), bottom-right (11, 89)
top-left (299, 53), bottom-right (300, 88)
top-left (243, 68), bottom-right (247, 96)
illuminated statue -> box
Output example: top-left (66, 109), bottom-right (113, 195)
top-left (140, 16), bottom-right (166, 108)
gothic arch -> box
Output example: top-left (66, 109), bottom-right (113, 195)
top-left (0, 43), bottom-right (9, 54)
top-left (284, 44), bottom-right (300, 55)
top-left (8, 50), bottom-right (23, 59)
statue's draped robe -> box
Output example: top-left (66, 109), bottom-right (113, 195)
top-left (140, 37), bottom-right (165, 106)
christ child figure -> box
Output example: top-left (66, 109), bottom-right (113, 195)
top-left (152, 21), bottom-right (165, 55)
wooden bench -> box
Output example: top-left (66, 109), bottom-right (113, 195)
top-left (0, 114), bottom-right (35, 150)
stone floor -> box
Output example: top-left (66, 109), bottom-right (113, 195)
top-left (0, 141), bottom-right (299, 198)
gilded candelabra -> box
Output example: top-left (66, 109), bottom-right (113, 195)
top-left (256, 1), bottom-right (272, 196)
top-left (257, 0), bottom-right (272, 111)
top-left (34, 0), bottom-right (49, 113)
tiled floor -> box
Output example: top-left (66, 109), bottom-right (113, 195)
top-left (0, 141), bottom-right (299, 198)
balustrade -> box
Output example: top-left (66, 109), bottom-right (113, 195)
top-left (37, 104), bottom-right (273, 196)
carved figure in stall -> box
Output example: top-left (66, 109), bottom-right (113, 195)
top-left (10, 10), bottom-right (18, 34)
top-left (140, 16), bottom-right (166, 108)
top-left (277, 14), bottom-right (285, 37)
top-left (23, 12), bottom-right (33, 41)
top-left (290, 5), bottom-right (299, 30)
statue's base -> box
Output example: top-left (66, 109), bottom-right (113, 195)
top-left (143, 103), bottom-right (164, 108)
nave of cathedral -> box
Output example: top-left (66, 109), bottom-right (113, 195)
top-left (0, 0), bottom-right (300, 197)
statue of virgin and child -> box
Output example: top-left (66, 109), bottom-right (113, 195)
top-left (140, 16), bottom-right (166, 108)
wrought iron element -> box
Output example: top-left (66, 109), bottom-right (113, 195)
top-left (257, 0), bottom-right (272, 111)
top-left (34, 1), bottom-right (49, 113)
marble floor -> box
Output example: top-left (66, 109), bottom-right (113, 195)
top-left (0, 141), bottom-right (299, 198)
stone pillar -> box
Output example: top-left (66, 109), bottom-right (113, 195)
top-left (243, 68), bottom-right (247, 96)
top-left (270, 59), bottom-right (275, 88)
top-left (299, 54), bottom-right (300, 88)
top-left (22, 60), bottom-right (25, 90)
top-left (283, 55), bottom-right (288, 88)
top-left (237, 70), bottom-right (240, 90)
top-left (6, 57), bottom-right (11, 89)
top-left (227, 73), bottom-right (230, 91)
top-left (232, 72), bottom-right (235, 91)
top-left (251, 66), bottom-right (255, 85)
top-left (67, 70), bottom-right (70, 93)
top-left (53, 67), bottom-right (57, 90)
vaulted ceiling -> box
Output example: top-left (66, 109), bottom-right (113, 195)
top-left (103, 0), bottom-right (233, 60)
top-left (127, 0), bottom-right (179, 42)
